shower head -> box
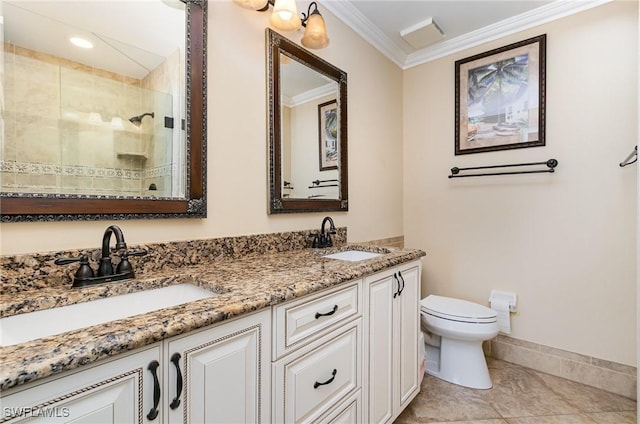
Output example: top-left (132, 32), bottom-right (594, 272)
top-left (129, 112), bottom-right (155, 126)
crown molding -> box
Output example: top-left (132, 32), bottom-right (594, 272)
top-left (283, 83), bottom-right (336, 107)
top-left (319, 0), bottom-right (408, 68)
top-left (321, 0), bottom-right (613, 70)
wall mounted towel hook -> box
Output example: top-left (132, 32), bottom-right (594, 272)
top-left (619, 146), bottom-right (637, 167)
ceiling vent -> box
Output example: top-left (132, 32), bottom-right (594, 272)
top-left (400, 17), bottom-right (444, 49)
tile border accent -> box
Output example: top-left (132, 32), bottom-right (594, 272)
top-left (489, 335), bottom-right (637, 400)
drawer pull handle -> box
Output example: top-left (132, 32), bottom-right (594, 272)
top-left (314, 369), bottom-right (337, 389)
top-left (169, 353), bottom-right (183, 410)
top-left (398, 270), bottom-right (405, 296)
top-left (147, 360), bottom-right (161, 421)
top-left (315, 304), bottom-right (338, 319)
top-left (393, 273), bottom-right (400, 298)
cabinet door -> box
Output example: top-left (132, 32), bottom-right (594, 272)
top-left (396, 263), bottom-right (421, 409)
top-left (365, 271), bottom-right (396, 424)
top-left (166, 309), bottom-right (271, 424)
top-left (1, 346), bottom-right (161, 424)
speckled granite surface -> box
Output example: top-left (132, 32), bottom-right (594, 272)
top-left (0, 229), bottom-right (425, 391)
top-left (0, 228), bottom-right (348, 294)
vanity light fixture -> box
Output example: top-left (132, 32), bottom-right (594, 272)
top-left (233, 0), bottom-right (329, 49)
top-left (300, 2), bottom-right (329, 49)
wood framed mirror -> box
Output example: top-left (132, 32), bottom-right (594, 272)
top-left (267, 29), bottom-right (348, 214)
top-left (0, 0), bottom-right (207, 222)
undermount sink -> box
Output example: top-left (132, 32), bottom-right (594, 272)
top-left (0, 284), bottom-right (217, 347)
top-left (322, 250), bottom-right (384, 262)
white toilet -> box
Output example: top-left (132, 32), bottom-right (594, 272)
top-left (420, 295), bottom-right (499, 389)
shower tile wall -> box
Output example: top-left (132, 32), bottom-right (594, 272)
top-left (141, 49), bottom-right (183, 198)
top-left (1, 43), bottom-right (176, 197)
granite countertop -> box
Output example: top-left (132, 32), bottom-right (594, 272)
top-left (0, 244), bottom-right (425, 391)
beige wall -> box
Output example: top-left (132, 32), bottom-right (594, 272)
top-left (1, 0), bottom-right (636, 370)
top-left (403, 0), bottom-right (638, 366)
top-left (0, 1), bottom-right (404, 254)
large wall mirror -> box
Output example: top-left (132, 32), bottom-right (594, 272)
top-left (0, 0), bottom-right (207, 222)
top-left (267, 29), bottom-right (348, 214)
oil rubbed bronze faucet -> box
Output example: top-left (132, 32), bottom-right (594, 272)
top-left (311, 216), bottom-right (337, 248)
top-left (55, 225), bottom-right (147, 288)
top-left (97, 225), bottom-right (127, 277)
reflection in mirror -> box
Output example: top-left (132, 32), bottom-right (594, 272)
top-left (280, 54), bottom-right (339, 200)
top-left (268, 29), bottom-right (347, 214)
top-left (1, 0), bottom-right (207, 221)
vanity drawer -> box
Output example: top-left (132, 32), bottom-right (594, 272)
top-left (272, 321), bottom-right (361, 424)
top-left (273, 280), bottom-right (361, 359)
top-left (316, 390), bottom-right (361, 424)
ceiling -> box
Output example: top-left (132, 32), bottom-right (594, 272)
top-left (319, 0), bottom-right (612, 69)
top-left (4, 0), bottom-right (612, 77)
top-left (3, 1), bottom-right (185, 79)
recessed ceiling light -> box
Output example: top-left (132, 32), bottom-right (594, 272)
top-left (70, 37), bottom-right (93, 49)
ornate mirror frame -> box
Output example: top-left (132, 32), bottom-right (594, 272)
top-left (267, 29), bottom-right (348, 214)
top-left (0, 1), bottom-right (207, 222)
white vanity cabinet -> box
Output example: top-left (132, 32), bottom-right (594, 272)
top-left (2, 258), bottom-right (423, 424)
top-left (365, 261), bottom-right (422, 424)
top-left (272, 280), bottom-right (363, 424)
top-left (0, 345), bottom-right (161, 423)
top-left (165, 308), bottom-right (271, 424)
top-left (1, 309), bottom-right (270, 424)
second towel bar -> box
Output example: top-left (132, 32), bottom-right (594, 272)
top-left (449, 159), bottom-right (558, 178)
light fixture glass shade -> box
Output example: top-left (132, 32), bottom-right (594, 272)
top-left (301, 11), bottom-right (329, 49)
top-left (232, 0), bottom-right (269, 10)
top-left (269, 0), bottom-right (301, 31)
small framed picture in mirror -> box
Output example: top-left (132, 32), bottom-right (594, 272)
top-left (318, 100), bottom-right (338, 170)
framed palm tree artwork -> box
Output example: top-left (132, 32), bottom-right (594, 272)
top-left (318, 100), bottom-right (339, 170)
top-left (455, 34), bottom-right (546, 155)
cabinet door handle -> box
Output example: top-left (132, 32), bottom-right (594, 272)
top-left (169, 353), bottom-right (183, 410)
top-left (398, 270), bottom-right (405, 296)
top-left (147, 360), bottom-right (161, 421)
top-left (313, 369), bottom-right (337, 389)
top-left (315, 304), bottom-right (338, 319)
top-left (393, 273), bottom-right (400, 298)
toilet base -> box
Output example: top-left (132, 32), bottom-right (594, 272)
top-left (425, 337), bottom-right (493, 390)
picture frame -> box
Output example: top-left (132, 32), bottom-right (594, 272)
top-left (318, 100), bottom-right (338, 170)
top-left (455, 34), bottom-right (546, 155)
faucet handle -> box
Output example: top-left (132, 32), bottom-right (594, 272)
top-left (308, 233), bottom-right (321, 248)
top-left (115, 249), bottom-right (147, 274)
top-left (127, 249), bottom-right (148, 257)
top-left (323, 234), bottom-right (334, 247)
top-left (55, 255), bottom-right (94, 280)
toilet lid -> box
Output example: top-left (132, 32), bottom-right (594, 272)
top-left (421, 295), bottom-right (497, 323)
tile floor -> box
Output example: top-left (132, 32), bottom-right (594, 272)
top-left (395, 358), bottom-right (637, 424)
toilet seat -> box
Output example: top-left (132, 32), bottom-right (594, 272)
top-left (421, 295), bottom-right (497, 324)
